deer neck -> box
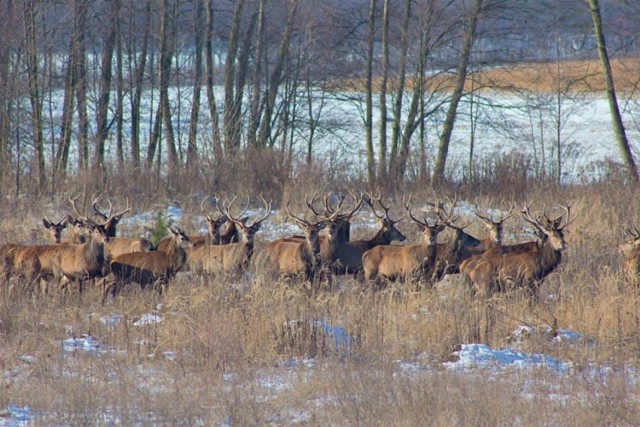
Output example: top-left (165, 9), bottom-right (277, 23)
top-left (369, 227), bottom-right (390, 246)
top-left (165, 239), bottom-right (187, 270)
top-left (536, 240), bottom-right (563, 274)
top-left (419, 233), bottom-right (438, 260)
top-left (221, 222), bottom-right (239, 244)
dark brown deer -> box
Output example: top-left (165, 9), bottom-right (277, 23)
top-left (362, 196), bottom-right (447, 285)
top-left (106, 225), bottom-right (194, 302)
top-left (465, 204), bottom-right (575, 300)
top-left (332, 192), bottom-right (406, 274)
top-left (281, 192), bottom-right (362, 271)
top-left (430, 196), bottom-right (483, 280)
top-left (185, 197), bottom-right (270, 275)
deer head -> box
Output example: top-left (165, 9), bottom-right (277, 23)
top-left (365, 191), bottom-right (406, 243)
top-left (217, 195), bottom-right (271, 245)
top-left (200, 195), bottom-right (228, 242)
top-left (42, 214), bottom-right (71, 243)
top-left (473, 203), bottom-right (516, 246)
top-left (92, 194), bottom-right (131, 237)
top-left (403, 194), bottom-right (445, 245)
top-left (521, 203), bottom-right (575, 251)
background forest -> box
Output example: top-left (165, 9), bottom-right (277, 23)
top-left (1, 0), bottom-right (640, 200)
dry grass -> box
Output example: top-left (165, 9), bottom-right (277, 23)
top-left (336, 57), bottom-right (640, 94)
top-left (1, 170), bottom-right (640, 424)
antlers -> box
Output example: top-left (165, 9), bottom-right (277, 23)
top-left (92, 194), bottom-right (130, 222)
top-left (402, 194), bottom-right (444, 229)
top-left (521, 203), bottom-right (576, 231)
top-left (218, 195), bottom-right (271, 227)
top-left (364, 191), bottom-right (402, 224)
top-left (473, 203), bottom-right (516, 227)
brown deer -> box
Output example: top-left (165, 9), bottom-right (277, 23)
top-left (362, 196), bottom-right (448, 285)
top-left (185, 196), bottom-right (270, 275)
top-left (279, 193), bottom-right (361, 272)
top-left (618, 223), bottom-right (640, 284)
top-left (465, 204), bottom-right (575, 300)
top-left (13, 220), bottom-right (109, 294)
top-left (1, 243), bottom-right (27, 282)
top-left (70, 195), bottom-right (153, 260)
top-left (430, 196), bottom-right (483, 280)
top-left (332, 192), bottom-right (406, 274)
top-left (457, 204), bottom-right (516, 276)
top-left (156, 196), bottom-right (243, 251)
top-left (266, 203), bottom-right (332, 280)
top-left (47, 220), bottom-right (110, 294)
top-left (106, 225), bottom-right (194, 302)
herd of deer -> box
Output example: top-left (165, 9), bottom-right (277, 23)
top-left (4, 190), bottom-right (639, 304)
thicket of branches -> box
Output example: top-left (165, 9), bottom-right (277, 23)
top-left (1, 0), bottom-right (640, 198)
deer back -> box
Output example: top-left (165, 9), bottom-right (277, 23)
top-left (104, 237), bottom-right (154, 259)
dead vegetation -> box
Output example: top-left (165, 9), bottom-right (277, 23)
top-left (1, 168), bottom-right (640, 425)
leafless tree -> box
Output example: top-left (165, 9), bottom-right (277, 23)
top-left (587, 0), bottom-right (638, 183)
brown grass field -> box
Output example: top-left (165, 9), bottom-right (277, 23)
top-left (340, 57), bottom-right (640, 94)
top-left (1, 164), bottom-right (640, 425)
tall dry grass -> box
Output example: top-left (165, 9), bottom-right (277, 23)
top-left (1, 156), bottom-right (640, 424)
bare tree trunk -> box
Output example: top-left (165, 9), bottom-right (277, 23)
top-left (55, 0), bottom-right (79, 178)
top-left (388, 0), bottom-right (411, 183)
top-left (159, 0), bottom-right (177, 173)
top-left (130, 0), bottom-right (151, 170)
top-left (205, 0), bottom-right (223, 162)
top-left (115, 8), bottom-right (124, 172)
top-left (587, 0), bottom-right (639, 182)
top-left (247, 0), bottom-right (266, 148)
top-left (187, 0), bottom-right (205, 166)
top-left (223, 0), bottom-right (245, 154)
top-left (94, 0), bottom-right (121, 175)
top-left (0, 1), bottom-right (12, 190)
top-left (433, 0), bottom-right (482, 183)
top-left (257, 0), bottom-right (299, 147)
top-left (75, 0), bottom-right (89, 172)
top-left (365, 0), bottom-right (377, 187)
top-left (377, 0), bottom-right (390, 182)
top-left (24, 0), bottom-right (46, 191)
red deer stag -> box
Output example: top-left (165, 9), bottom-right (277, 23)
top-left (91, 194), bottom-right (131, 237)
top-left (157, 196), bottom-right (244, 252)
top-left (287, 192), bottom-right (362, 271)
top-left (362, 196), bottom-right (448, 286)
top-left (185, 196), bottom-right (270, 275)
top-left (106, 225), bottom-right (194, 302)
top-left (70, 195), bottom-right (153, 259)
top-left (618, 223), bottom-right (640, 284)
top-left (430, 196), bottom-right (483, 280)
top-left (332, 192), bottom-right (406, 274)
top-left (457, 204), bottom-right (516, 275)
top-left (465, 204), bottom-right (575, 300)
top-left (266, 203), bottom-right (332, 281)
top-left (13, 220), bottom-right (109, 294)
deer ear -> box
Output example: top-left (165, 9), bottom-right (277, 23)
top-left (42, 218), bottom-right (51, 227)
